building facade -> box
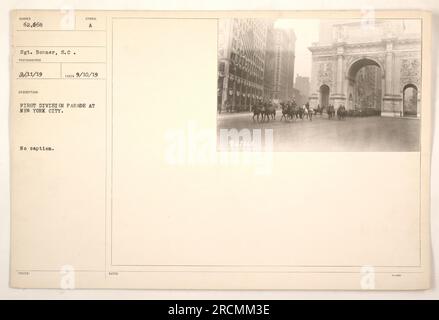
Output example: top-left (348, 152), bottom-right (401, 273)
top-left (294, 74), bottom-right (310, 99)
top-left (291, 88), bottom-right (307, 107)
top-left (264, 27), bottom-right (296, 102)
top-left (218, 19), bottom-right (296, 111)
top-left (309, 20), bottom-right (421, 117)
top-left (218, 19), bottom-right (269, 112)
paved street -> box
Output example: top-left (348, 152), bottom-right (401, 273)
top-left (217, 112), bottom-right (420, 152)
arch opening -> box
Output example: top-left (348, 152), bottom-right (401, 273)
top-left (403, 84), bottom-right (418, 117)
top-left (346, 58), bottom-right (383, 115)
top-left (319, 84), bottom-right (330, 108)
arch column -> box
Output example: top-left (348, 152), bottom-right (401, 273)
top-left (308, 58), bottom-right (319, 109)
top-left (382, 38), bottom-right (400, 117)
top-left (385, 48), bottom-right (393, 95)
top-left (332, 43), bottom-right (346, 108)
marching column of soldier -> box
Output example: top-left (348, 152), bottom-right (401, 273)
top-left (219, 98), bottom-right (348, 122)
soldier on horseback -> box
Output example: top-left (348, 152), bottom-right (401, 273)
top-left (306, 102), bottom-right (313, 121)
top-left (337, 104), bottom-right (347, 120)
top-left (327, 104), bottom-right (335, 119)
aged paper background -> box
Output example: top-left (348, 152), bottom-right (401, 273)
top-left (1, 0), bottom-right (439, 298)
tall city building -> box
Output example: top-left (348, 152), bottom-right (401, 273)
top-left (263, 23), bottom-right (276, 100)
top-left (294, 74), bottom-right (310, 98)
top-left (218, 19), bottom-right (269, 112)
top-left (264, 26), bottom-right (296, 101)
top-left (291, 87), bottom-right (306, 106)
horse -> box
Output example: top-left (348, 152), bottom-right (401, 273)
top-left (305, 107), bottom-right (313, 121)
top-left (263, 103), bottom-right (276, 121)
top-left (314, 105), bottom-right (323, 116)
top-left (327, 105), bottom-right (335, 120)
top-left (303, 106), bottom-right (309, 120)
top-left (280, 103), bottom-right (293, 121)
top-left (296, 106), bottom-right (304, 120)
top-left (337, 106), bottom-right (347, 120)
top-left (280, 103), bottom-right (290, 121)
top-left (252, 104), bottom-right (264, 122)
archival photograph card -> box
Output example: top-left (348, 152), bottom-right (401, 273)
top-left (9, 10), bottom-right (432, 290)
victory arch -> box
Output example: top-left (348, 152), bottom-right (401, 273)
top-left (308, 21), bottom-right (421, 117)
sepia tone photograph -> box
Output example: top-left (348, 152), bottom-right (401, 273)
top-left (217, 18), bottom-right (422, 152)
top-left (6, 8), bottom-right (433, 293)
